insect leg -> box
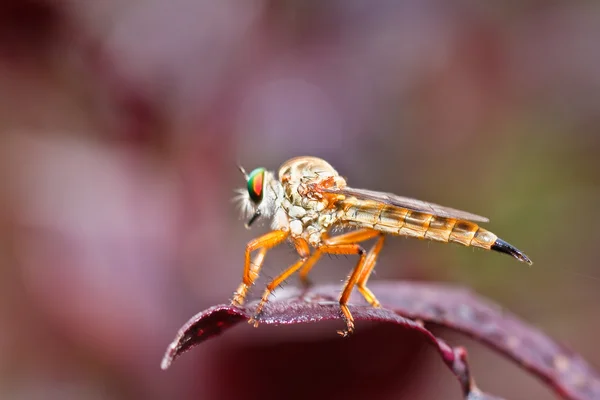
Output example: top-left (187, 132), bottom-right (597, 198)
top-left (298, 232), bottom-right (328, 287)
top-left (231, 230), bottom-right (289, 307)
top-left (250, 238), bottom-right (315, 326)
top-left (316, 242), bottom-right (368, 337)
top-left (233, 247), bottom-right (267, 305)
top-left (317, 230), bottom-right (381, 336)
top-left (298, 229), bottom-right (379, 286)
top-left (249, 256), bottom-right (309, 326)
top-left (356, 234), bottom-right (386, 308)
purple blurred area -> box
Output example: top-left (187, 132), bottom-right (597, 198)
top-left (0, 1), bottom-right (598, 399)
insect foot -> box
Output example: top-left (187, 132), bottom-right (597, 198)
top-left (337, 315), bottom-right (355, 337)
top-left (338, 304), bottom-right (356, 337)
top-left (337, 325), bottom-right (354, 338)
top-left (248, 313), bottom-right (262, 328)
top-left (248, 300), bottom-right (268, 328)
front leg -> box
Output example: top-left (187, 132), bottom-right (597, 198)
top-left (232, 247), bottom-right (266, 306)
top-left (231, 230), bottom-right (289, 307)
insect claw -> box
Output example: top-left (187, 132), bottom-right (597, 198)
top-left (339, 305), bottom-right (355, 336)
top-left (337, 327), bottom-right (354, 337)
top-left (249, 305), bottom-right (264, 327)
top-left (248, 316), bottom-right (260, 328)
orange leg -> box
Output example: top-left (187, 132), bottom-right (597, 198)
top-left (233, 247), bottom-right (267, 304)
top-left (298, 229), bottom-right (379, 286)
top-left (251, 231), bottom-right (378, 328)
top-left (248, 229), bottom-right (383, 335)
top-left (356, 234), bottom-right (385, 308)
top-left (320, 229), bottom-right (381, 336)
top-left (249, 257), bottom-right (308, 326)
top-left (231, 230), bottom-right (289, 307)
top-left (298, 233), bottom-right (327, 287)
top-left (250, 237), bottom-right (314, 324)
top-left (318, 243), bottom-right (367, 337)
top-left (251, 240), bottom-right (369, 335)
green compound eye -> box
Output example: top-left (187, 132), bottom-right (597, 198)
top-left (247, 168), bottom-right (265, 203)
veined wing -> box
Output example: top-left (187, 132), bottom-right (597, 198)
top-left (324, 186), bottom-right (489, 223)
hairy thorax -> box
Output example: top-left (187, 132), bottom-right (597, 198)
top-left (274, 156), bottom-right (347, 247)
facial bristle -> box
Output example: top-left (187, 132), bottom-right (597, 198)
top-left (233, 188), bottom-right (254, 219)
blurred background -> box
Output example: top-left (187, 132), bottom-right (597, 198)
top-left (0, 1), bottom-right (598, 399)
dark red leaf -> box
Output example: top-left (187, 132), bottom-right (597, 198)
top-left (162, 282), bottom-right (600, 400)
top-left (328, 282), bottom-right (600, 400)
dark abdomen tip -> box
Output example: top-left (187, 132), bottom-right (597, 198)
top-left (491, 238), bottom-right (533, 265)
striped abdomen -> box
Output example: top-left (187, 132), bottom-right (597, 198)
top-left (341, 201), bottom-right (532, 264)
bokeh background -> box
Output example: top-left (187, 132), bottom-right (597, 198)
top-left (0, 1), bottom-right (598, 399)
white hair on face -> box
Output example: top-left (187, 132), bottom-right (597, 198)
top-left (233, 187), bottom-right (254, 220)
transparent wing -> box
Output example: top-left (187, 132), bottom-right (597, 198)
top-left (325, 186), bottom-right (490, 223)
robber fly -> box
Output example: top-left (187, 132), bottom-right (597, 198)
top-left (233, 156), bottom-right (532, 336)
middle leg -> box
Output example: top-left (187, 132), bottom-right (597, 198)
top-left (250, 238), bottom-right (316, 325)
top-left (299, 229), bottom-right (379, 286)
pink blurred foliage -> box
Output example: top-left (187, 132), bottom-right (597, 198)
top-left (0, 1), bottom-right (598, 399)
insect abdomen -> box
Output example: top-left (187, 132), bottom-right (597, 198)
top-left (344, 204), bottom-right (497, 248)
top-left (342, 201), bottom-right (531, 264)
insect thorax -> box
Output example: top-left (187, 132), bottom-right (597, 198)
top-left (274, 156), bottom-right (346, 246)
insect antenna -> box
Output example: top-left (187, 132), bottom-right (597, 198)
top-left (237, 164), bottom-right (249, 180)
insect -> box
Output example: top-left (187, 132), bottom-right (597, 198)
top-left (233, 156), bottom-right (532, 336)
